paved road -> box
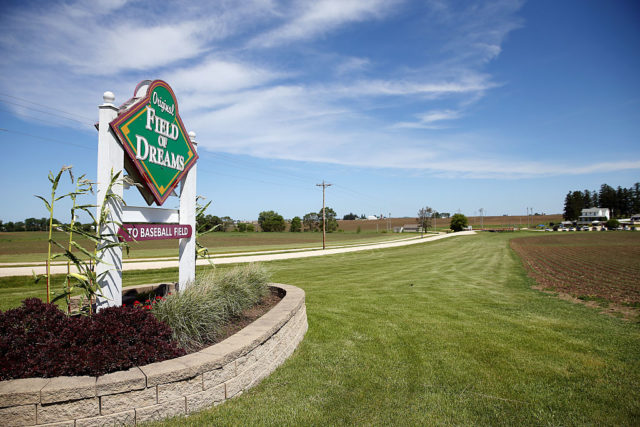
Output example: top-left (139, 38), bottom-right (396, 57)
top-left (0, 231), bottom-right (475, 277)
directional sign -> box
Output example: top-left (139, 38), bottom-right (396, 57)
top-left (118, 224), bottom-right (192, 242)
top-left (110, 80), bottom-right (197, 206)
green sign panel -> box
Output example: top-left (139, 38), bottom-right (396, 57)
top-left (110, 80), bottom-right (197, 206)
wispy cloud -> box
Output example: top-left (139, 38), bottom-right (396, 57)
top-left (4, 0), bottom-right (629, 181)
top-left (249, 0), bottom-right (400, 47)
top-left (393, 109), bottom-right (463, 129)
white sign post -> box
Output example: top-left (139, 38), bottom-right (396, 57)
top-left (179, 132), bottom-right (197, 286)
top-left (96, 91), bottom-right (123, 311)
top-left (95, 85), bottom-right (197, 311)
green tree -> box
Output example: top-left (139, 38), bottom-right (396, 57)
top-left (318, 207), bottom-right (339, 233)
top-left (197, 214), bottom-right (222, 232)
top-left (605, 218), bottom-right (620, 230)
top-left (290, 216), bottom-right (302, 232)
top-left (220, 216), bottom-right (234, 232)
top-left (303, 212), bottom-right (320, 232)
top-left (417, 207), bottom-right (433, 237)
top-left (258, 210), bottom-right (285, 232)
top-left (343, 212), bottom-right (358, 220)
top-left (599, 184), bottom-right (617, 213)
top-left (633, 183), bottom-right (640, 214)
top-left (563, 191), bottom-right (584, 221)
top-left (25, 217), bottom-right (39, 231)
top-left (450, 213), bottom-right (468, 232)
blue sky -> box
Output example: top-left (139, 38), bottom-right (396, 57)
top-left (1, 0), bottom-right (639, 222)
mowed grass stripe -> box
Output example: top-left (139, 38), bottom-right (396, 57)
top-left (143, 233), bottom-right (639, 425)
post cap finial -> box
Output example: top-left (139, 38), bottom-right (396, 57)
top-left (103, 91), bottom-right (115, 104)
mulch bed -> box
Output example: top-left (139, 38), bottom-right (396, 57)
top-left (215, 287), bottom-right (284, 346)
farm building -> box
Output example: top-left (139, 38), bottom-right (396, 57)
top-left (577, 207), bottom-right (610, 225)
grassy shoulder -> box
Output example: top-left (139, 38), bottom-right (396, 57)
top-left (2, 233), bottom-right (638, 424)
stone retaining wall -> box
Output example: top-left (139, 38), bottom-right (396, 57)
top-left (0, 283), bottom-right (307, 426)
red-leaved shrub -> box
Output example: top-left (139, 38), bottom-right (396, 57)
top-left (0, 298), bottom-right (185, 380)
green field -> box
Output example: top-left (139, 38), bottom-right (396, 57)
top-left (0, 230), bottom-right (411, 264)
top-left (2, 232), bottom-right (638, 424)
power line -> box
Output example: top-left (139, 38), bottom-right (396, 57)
top-left (0, 92), bottom-right (95, 122)
top-left (0, 127), bottom-right (94, 151)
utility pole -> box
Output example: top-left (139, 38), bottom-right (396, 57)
top-left (316, 181), bottom-right (332, 249)
top-left (479, 208), bottom-right (484, 230)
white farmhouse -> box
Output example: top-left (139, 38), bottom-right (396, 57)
top-left (578, 207), bottom-right (610, 225)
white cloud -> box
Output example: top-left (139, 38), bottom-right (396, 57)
top-left (335, 57), bottom-right (371, 76)
top-left (392, 109), bottom-right (462, 129)
top-left (249, 0), bottom-right (400, 47)
top-left (5, 0), bottom-right (630, 182)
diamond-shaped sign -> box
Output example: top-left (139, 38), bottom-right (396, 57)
top-left (110, 80), bottom-right (197, 206)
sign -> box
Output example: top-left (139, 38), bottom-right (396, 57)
top-left (118, 224), bottom-right (192, 242)
top-left (110, 80), bottom-right (198, 206)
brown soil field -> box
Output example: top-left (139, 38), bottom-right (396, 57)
top-left (337, 213), bottom-right (563, 232)
top-left (511, 232), bottom-right (640, 318)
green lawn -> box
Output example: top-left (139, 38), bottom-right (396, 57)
top-left (2, 233), bottom-right (638, 424)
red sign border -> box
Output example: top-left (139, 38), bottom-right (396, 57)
top-left (109, 80), bottom-right (198, 206)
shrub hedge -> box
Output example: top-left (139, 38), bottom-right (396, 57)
top-left (0, 298), bottom-right (185, 380)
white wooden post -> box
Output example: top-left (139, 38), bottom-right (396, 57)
top-left (96, 91), bottom-right (124, 311)
top-left (179, 131), bottom-right (197, 289)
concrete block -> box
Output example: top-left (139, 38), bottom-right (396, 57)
top-left (139, 359), bottom-right (195, 387)
top-left (37, 398), bottom-right (99, 425)
top-left (96, 367), bottom-right (146, 396)
top-left (224, 362), bottom-right (257, 399)
top-left (235, 352), bottom-right (258, 374)
top-left (0, 377), bottom-right (49, 408)
top-left (0, 403), bottom-right (36, 426)
top-left (135, 398), bottom-right (185, 424)
top-left (76, 409), bottom-right (135, 427)
top-left (200, 337), bottom-right (249, 366)
top-left (100, 387), bottom-right (156, 415)
top-left (202, 362), bottom-right (235, 390)
top-left (157, 375), bottom-right (202, 404)
top-left (176, 351), bottom-right (224, 375)
top-left (185, 383), bottom-right (225, 414)
top-left (38, 421), bottom-right (75, 426)
top-left (40, 376), bottom-right (96, 404)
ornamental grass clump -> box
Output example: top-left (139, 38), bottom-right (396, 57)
top-left (151, 264), bottom-right (270, 352)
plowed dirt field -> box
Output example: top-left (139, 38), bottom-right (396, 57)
top-left (511, 232), bottom-right (640, 317)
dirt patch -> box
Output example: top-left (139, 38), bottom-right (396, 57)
top-left (511, 232), bottom-right (640, 320)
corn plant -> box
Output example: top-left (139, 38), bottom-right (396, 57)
top-left (33, 166), bottom-right (73, 303)
top-left (51, 170), bottom-right (131, 314)
top-left (60, 174), bottom-right (94, 313)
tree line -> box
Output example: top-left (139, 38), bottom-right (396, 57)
top-left (563, 182), bottom-right (640, 220)
top-left (258, 208), bottom-right (339, 233)
top-left (0, 217), bottom-right (94, 232)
